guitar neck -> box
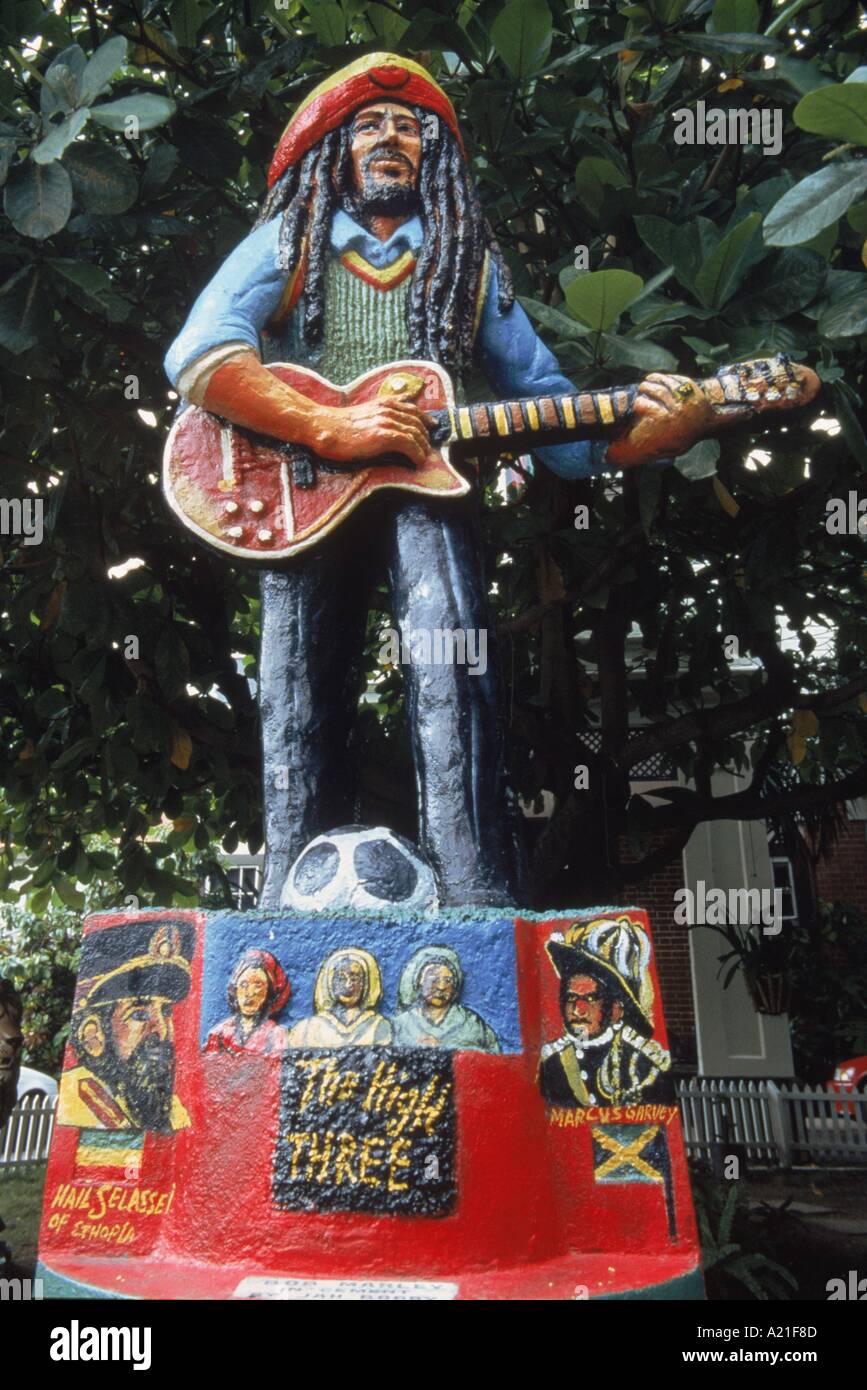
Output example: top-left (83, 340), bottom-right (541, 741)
top-left (433, 354), bottom-right (807, 453)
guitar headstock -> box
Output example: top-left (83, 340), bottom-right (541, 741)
top-left (707, 354), bottom-right (821, 420)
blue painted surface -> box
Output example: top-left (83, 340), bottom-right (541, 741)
top-left (200, 910), bottom-right (523, 1054)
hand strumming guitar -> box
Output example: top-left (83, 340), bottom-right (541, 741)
top-left (201, 349), bottom-right (430, 469)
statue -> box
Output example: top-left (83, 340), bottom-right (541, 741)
top-left (0, 977), bottom-right (23, 1266)
top-left (38, 48), bottom-right (822, 1303)
top-left (163, 51), bottom-right (819, 910)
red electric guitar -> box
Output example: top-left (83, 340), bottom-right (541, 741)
top-left (163, 355), bottom-right (818, 563)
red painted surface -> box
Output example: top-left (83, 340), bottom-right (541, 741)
top-left (38, 910), bottom-right (701, 1299)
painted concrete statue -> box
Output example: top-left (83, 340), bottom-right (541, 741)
top-left (34, 52), bottom-right (822, 1302)
top-left (162, 52), bottom-right (819, 911)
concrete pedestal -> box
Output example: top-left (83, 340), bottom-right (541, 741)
top-left (37, 906), bottom-right (703, 1300)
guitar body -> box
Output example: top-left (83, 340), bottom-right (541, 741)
top-left (163, 360), bottom-right (468, 564)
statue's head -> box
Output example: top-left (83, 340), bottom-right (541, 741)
top-left (257, 52), bottom-right (514, 376)
top-left (346, 100), bottom-right (422, 216)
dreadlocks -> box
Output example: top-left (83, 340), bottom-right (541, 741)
top-left (254, 109), bottom-right (514, 379)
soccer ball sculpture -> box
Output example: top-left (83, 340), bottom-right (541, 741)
top-left (280, 825), bottom-right (439, 914)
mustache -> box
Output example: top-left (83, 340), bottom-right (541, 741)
top-left (362, 146), bottom-right (414, 174)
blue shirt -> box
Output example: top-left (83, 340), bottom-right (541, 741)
top-left (164, 212), bottom-right (609, 480)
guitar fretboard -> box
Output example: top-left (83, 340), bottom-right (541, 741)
top-left (436, 354), bottom-right (804, 450)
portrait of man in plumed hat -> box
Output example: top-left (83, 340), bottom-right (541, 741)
top-left (58, 919), bottom-right (194, 1133)
top-left (166, 52), bottom-right (721, 910)
top-left (539, 915), bottom-right (671, 1109)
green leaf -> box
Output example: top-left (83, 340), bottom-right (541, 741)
top-left (32, 108), bottom-right (89, 164)
top-left (302, 1), bottom-right (346, 44)
top-left (710, 0), bottom-right (758, 33)
top-left (694, 212), bottom-right (762, 309)
top-left (795, 84), bottom-right (867, 147)
top-left (170, 0), bottom-right (207, 48)
top-left (51, 259), bottom-right (131, 321)
top-left (54, 877), bottom-right (85, 911)
top-left (156, 628), bottom-right (191, 700)
top-left (63, 142), bottom-right (138, 213)
top-left (565, 270), bottom-right (644, 332)
top-left (764, 163), bottom-right (867, 246)
top-left (728, 249), bottom-right (825, 321)
top-left (367, 2), bottom-right (410, 45)
top-left (41, 44), bottom-right (86, 118)
top-left (774, 56), bottom-right (832, 96)
top-left (675, 438), bottom-right (720, 479)
top-left (599, 332), bottom-right (679, 370)
top-left (0, 265), bottom-right (50, 351)
top-left (79, 34), bottom-right (128, 105)
top-left (0, 130), bottom-right (18, 188)
top-left (490, 0), bottom-right (553, 79)
top-left (848, 200), bottom-right (867, 234)
top-left (574, 156), bottom-right (628, 217)
top-left (3, 159), bottom-right (72, 238)
top-left (676, 33), bottom-right (780, 55)
top-left (818, 287), bottom-right (867, 338)
top-left (519, 296), bottom-right (592, 338)
top-left (672, 218), bottom-right (721, 291)
top-left (90, 93), bottom-right (176, 134)
top-left (831, 385), bottom-right (867, 468)
top-left (634, 214), bottom-right (678, 265)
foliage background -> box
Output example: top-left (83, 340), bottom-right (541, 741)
top-left (0, 0), bottom-right (866, 935)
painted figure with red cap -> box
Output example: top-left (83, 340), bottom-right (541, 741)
top-left (165, 53), bottom-right (718, 910)
top-left (205, 947), bottom-right (291, 1056)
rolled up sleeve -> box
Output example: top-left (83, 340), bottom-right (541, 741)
top-left (164, 218), bottom-right (286, 390)
top-left (475, 259), bottom-right (610, 480)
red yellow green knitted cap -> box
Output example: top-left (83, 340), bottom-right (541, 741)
top-left (267, 51), bottom-right (463, 188)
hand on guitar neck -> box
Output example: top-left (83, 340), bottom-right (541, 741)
top-left (605, 372), bottom-right (720, 469)
top-left (202, 350), bottom-right (430, 469)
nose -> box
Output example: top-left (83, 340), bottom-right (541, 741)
top-left (146, 1005), bottom-right (172, 1042)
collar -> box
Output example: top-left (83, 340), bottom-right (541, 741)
top-left (330, 209), bottom-right (423, 267)
top-left (567, 1024), bottom-right (617, 1053)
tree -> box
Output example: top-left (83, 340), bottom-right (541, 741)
top-left (0, 0), bottom-right (865, 915)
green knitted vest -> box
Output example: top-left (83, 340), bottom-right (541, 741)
top-left (269, 254), bottom-right (477, 403)
top-left (317, 260), bottom-right (412, 386)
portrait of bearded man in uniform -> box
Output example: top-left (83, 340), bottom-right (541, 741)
top-left (58, 920), bottom-right (194, 1134)
top-left (539, 916), bottom-right (671, 1109)
top-left (165, 53), bottom-right (723, 911)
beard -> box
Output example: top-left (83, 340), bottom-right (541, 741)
top-left (94, 1036), bottom-right (177, 1132)
top-left (348, 149), bottom-right (419, 220)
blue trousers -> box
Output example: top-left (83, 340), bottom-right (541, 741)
top-left (257, 490), bottom-right (526, 907)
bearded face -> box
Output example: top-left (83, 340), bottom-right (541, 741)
top-left (0, 998), bottom-right (23, 1131)
top-left (77, 997), bottom-right (178, 1132)
top-left (347, 102), bottom-right (421, 219)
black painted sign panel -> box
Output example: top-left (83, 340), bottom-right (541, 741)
top-left (272, 1048), bottom-right (457, 1217)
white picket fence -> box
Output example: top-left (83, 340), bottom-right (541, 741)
top-left (0, 1094), bottom-right (57, 1169)
top-left (677, 1078), bottom-right (867, 1168)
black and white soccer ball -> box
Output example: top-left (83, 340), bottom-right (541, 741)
top-left (281, 825), bottom-right (438, 913)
